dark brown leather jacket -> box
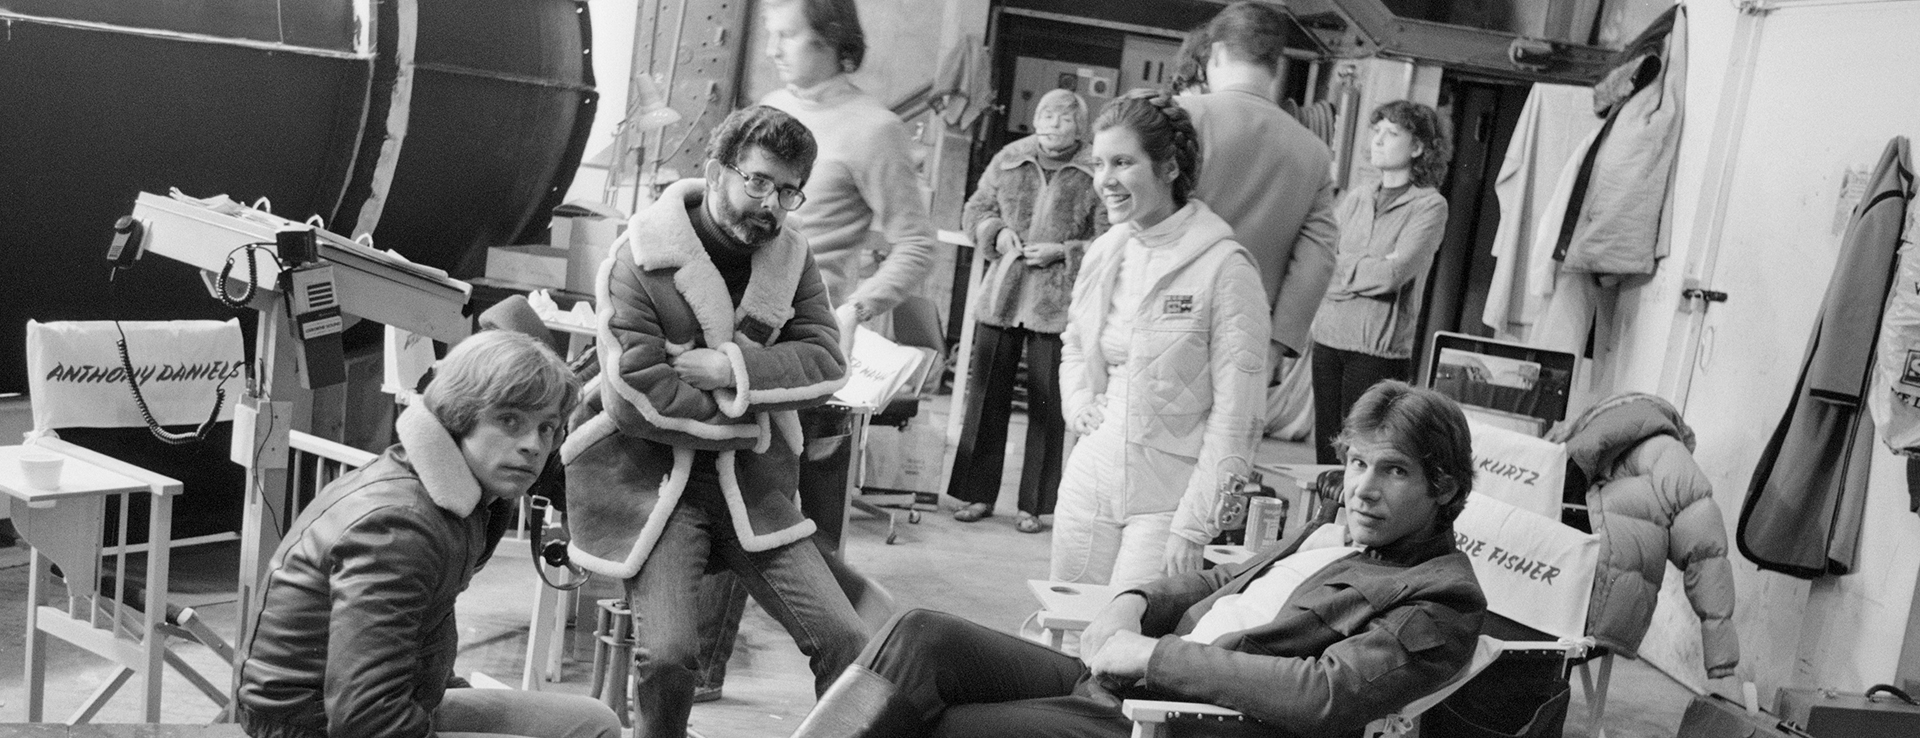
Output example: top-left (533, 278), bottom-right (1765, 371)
top-left (1127, 524), bottom-right (1485, 737)
top-left (235, 447), bottom-right (508, 738)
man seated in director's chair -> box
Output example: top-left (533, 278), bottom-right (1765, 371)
top-left (786, 380), bottom-right (1487, 738)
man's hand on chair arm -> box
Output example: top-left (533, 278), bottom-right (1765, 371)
top-left (1088, 630), bottom-right (1157, 691)
top-left (1080, 592), bottom-right (1147, 668)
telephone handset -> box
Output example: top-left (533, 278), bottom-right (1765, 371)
top-left (102, 215), bottom-right (225, 445)
top-left (108, 216), bottom-right (146, 269)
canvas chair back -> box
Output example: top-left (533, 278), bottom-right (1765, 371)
top-left (1452, 491), bottom-right (1600, 642)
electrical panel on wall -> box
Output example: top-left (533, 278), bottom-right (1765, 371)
top-left (1006, 57), bottom-right (1118, 135)
top-left (634, 0), bottom-right (749, 183)
top-left (1119, 35), bottom-right (1179, 95)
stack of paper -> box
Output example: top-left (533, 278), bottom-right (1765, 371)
top-left (832, 326), bottom-right (927, 410)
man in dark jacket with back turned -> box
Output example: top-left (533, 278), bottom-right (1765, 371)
top-left (235, 330), bottom-right (620, 738)
top-left (1180, 1), bottom-right (1338, 368)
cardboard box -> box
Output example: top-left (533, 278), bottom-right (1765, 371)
top-left (564, 232), bottom-right (613, 294)
top-left (485, 245), bottom-right (568, 291)
top-left (860, 413), bottom-right (944, 494)
top-left (552, 201), bottom-right (626, 294)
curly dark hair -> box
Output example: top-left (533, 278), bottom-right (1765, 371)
top-left (772, 0), bottom-right (866, 73)
top-left (705, 105), bottom-right (818, 181)
top-left (1370, 99), bottom-right (1452, 188)
top-left (1092, 89), bottom-right (1202, 207)
top-left (1332, 380), bottom-right (1475, 529)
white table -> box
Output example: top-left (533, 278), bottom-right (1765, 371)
top-left (1254, 462), bottom-right (1342, 490)
top-left (1026, 579), bottom-right (1121, 650)
top-left (1203, 545), bottom-right (1256, 567)
top-left (2, 438), bottom-right (182, 723)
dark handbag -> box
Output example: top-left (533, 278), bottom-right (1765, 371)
top-left (1775, 684), bottom-right (1920, 737)
top-left (1680, 693), bottom-right (1814, 738)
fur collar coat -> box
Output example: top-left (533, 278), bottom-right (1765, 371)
top-left (562, 179), bottom-right (847, 579)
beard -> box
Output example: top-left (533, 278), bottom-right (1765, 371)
top-left (715, 193), bottom-right (780, 246)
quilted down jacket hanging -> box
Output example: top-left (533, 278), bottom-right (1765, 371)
top-left (1551, 393), bottom-right (1740, 677)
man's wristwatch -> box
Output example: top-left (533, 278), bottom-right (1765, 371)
top-left (853, 302), bottom-right (875, 322)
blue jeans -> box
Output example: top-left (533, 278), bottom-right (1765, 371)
top-left (693, 403), bottom-right (867, 695)
top-left (625, 483), bottom-right (868, 738)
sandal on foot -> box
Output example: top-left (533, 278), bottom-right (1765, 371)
top-left (1016, 513), bottom-right (1043, 534)
top-left (953, 503), bottom-right (993, 522)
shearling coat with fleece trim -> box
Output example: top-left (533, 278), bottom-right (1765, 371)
top-left (1061, 201), bottom-right (1270, 547)
top-left (561, 179), bottom-right (847, 580)
top-left (1554, 393), bottom-right (1739, 677)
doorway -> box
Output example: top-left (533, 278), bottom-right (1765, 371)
top-left (1413, 75), bottom-right (1531, 373)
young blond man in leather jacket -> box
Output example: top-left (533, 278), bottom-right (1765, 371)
top-left (235, 331), bottom-right (619, 738)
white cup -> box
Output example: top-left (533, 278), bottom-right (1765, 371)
top-left (18, 451), bottom-right (63, 490)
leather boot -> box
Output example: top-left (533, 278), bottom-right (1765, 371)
top-left (789, 664), bottom-right (924, 738)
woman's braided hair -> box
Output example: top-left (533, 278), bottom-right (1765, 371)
top-left (1093, 88), bottom-right (1202, 207)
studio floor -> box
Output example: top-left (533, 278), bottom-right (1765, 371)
top-left (0, 399), bottom-right (1699, 736)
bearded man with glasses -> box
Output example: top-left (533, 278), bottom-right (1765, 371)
top-left (561, 105), bottom-right (868, 737)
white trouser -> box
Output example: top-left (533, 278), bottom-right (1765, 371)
top-left (1049, 375), bottom-right (1180, 590)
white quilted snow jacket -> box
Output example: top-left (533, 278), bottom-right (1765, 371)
top-left (1061, 200), bottom-right (1271, 546)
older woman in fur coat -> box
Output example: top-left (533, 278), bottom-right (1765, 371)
top-left (947, 88), bottom-right (1109, 533)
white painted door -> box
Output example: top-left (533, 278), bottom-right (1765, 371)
top-left (1644, 0), bottom-right (1920, 699)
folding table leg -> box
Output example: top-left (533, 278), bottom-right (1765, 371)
top-left (165, 647), bottom-right (231, 706)
top-left (523, 571), bottom-right (560, 690)
top-left (69, 668), bottom-right (134, 724)
top-left (24, 549), bottom-right (49, 722)
top-left (545, 581), bottom-right (573, 680)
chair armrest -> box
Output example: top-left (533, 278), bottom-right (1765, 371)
top-left (468, 671), bottom-right (514, 690)
top-left (1501, 638), bottom-right (1593, 659)
top-left (289, 430), bottom-right (379, 468)
top-left (1121, 699), bottom-right (1245, 723)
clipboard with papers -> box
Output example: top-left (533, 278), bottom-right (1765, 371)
top-left (832, 325), bottom-right (930, 411)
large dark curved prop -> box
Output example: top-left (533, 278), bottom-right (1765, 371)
top-left (0, 0), bottom-right (597, 391)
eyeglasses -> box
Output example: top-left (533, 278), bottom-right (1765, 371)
top-left (724, 162), bottom-right (808, 211)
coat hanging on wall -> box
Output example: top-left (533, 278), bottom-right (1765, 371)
top-left (1525, 6), bottom-right (1686, 355)
top-left (1739, 136), bottom-right (1914, 578)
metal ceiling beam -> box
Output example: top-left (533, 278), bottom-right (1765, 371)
top-left (1311, 0), bottom-right (1614, 86)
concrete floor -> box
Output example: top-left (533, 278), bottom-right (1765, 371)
top-left (0, 399), bottom-right (1698, 736)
